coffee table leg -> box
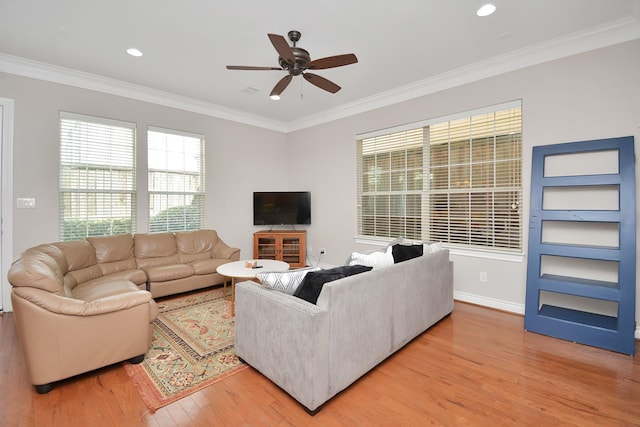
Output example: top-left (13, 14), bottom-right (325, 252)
top-left (231, 277), bottom-right (236, 317)
top-left (223, 276), bottom-right (227, 298)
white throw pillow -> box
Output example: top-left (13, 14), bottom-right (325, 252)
top-left (256, 267), bottom-right (320, 295)
top-left (348, 246), bottom-right (394, 270)
top-left (423, 241), bottom-right (443, 254)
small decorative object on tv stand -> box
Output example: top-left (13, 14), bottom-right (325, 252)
top-left (253, 230), bottom-right (306, 268)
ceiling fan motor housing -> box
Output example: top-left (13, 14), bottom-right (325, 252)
top-left (279, 47), bottom-right (310, 75)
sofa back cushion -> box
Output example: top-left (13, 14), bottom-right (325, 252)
top-left (134, 232), bottom-right (177, 258)
top-left (175, 229), bottom-right (218, 255)
top-left (294, 265), bottom-right (373, 304)
top-left (87, 234), bottom-right (134, 263)
top-left (33, 243), bottom-right (69, 273)
top-left (54, 240), bottom-right (97, 272)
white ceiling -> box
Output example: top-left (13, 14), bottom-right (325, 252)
top-left (1, 0), bottom-right (639, 131)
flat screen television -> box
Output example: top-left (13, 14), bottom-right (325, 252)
top-left (253, 191), bottom-right (311, 226)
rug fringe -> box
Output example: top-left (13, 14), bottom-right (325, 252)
top-left (125, 361), bottom-right (249, 413)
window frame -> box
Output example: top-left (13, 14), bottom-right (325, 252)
top-left (356, 101), bottom-right (523, 254)
top-left (59, 111), bottom-right (137, 241)
top-left (147, 126), bottom-right (206, 233)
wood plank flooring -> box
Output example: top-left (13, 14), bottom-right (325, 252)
top-left (1, 300), bottom-right (639, 426)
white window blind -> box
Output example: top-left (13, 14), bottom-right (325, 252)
top-left (59, 112), bottom-right (136, 240)
top-left (148, 127), bottom-right (205, 233)
top-left (357, 102), bottom-right (522, 251)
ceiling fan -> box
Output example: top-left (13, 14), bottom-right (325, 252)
top-left (226, 30), bottom-right (358, 98)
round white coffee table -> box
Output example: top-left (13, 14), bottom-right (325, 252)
top-left (217, 260), bottom-right (289, 315)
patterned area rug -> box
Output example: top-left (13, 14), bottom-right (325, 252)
top-left (124, 287), bottom-right (247, 412)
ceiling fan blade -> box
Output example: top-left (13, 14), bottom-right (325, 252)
top-left (306, 53), bottom-right (358, 70)
top-left (270, 75), bottom-right (293, 97)
top-left (268, 33), bottom-right (295, 65)
top-left (226, 65), bottom-right (282, 71)
top-left (303, 73), bottom-right (341, 93)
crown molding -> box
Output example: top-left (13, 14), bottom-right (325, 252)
top-left (285, 16), bottom-right (640, 132)
top-left (0, 54), bottom-right (289, 132)
top-left (1, 17), bottom-right (638, 134)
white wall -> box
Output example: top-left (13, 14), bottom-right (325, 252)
top-left (1, 39), bottom-right (639, 325)
top-left (287, 39), bottom-right (640, 320)
top-left (0, 73), bottom-right (288, 260)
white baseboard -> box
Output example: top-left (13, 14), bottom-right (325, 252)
top-left (454, 291), bottom-right (525, 315)
top-left (454, 291), bottom-right (640, 341)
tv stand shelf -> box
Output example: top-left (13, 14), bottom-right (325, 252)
top-left (254, 230), bottom-right (306, 268)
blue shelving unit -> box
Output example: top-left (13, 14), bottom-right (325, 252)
top-left (524, 136), bottom-right (636, 355)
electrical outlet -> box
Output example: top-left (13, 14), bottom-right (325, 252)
top-left (479, 272), bottom-right (488, 283)
top-left (320, 248), bottom-right (326, 255)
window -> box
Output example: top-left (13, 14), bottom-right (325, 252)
top-left (148, 127), bottom-right (205, 233)
top-left (59, 112), bottom-right (136, 240)
top-left (357, 102), bottom-right (522, 251)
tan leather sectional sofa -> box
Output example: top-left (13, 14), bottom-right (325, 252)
top-left (7, 229), bottom-right (240, 393)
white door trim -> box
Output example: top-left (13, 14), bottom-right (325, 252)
top-left (1, 98), bottom-right (14, 312)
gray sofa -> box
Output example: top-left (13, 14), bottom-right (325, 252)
top-left (234, 248), bottom-right (453, 413)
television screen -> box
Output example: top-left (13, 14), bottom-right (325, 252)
top-left (253, 191), bottom-right (311, 225)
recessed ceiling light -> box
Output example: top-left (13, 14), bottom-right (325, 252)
top-left (126, 48), bottom-right (143, 57)
top-left (477, 3), bottom-right (496, 17)
top-left (270, 94), bottom-right (280, 101)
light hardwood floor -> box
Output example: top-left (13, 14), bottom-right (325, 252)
top-left (1, 299), bottom-right (639, 426)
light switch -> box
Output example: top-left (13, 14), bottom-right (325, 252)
top-left (17, 198), bottom-right (36, 209)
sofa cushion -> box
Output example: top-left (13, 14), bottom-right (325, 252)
top-left (98, 258), bottom-right (139, 277)
top-left (65, 264), bottom-right (107, 289)
top-left (175, 229), bottom-right (218, 254)
top-left (87, 234), bottom-right (134, 263)
top-left (190, 258), bottom-right (228, 275)
top-left (81, 269), bottom-right (148, 287)
top-left (144, 264), bottom-right (194, 282)
top-left (135, 254), bottom-right (180, 270)
top-left (257, 267), bottom-right (320, 295)
top-left (70, 279), bottom-right (142, 302)
top-left (134, 232), bottom-right (177, 258)
top-left (391, 244), bottom-right (423, 263)
top-left (294, 265), bottom-right (373, 304)
top-left (178, 252), bottom-right (212, 264)
top-left (54, 240), bottom-right (97, 271)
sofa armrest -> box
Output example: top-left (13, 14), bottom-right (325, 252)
top-left (11, 286), bottom-right (156, 387)
top-left (235, 280), bottom-right (330, 412)
top-left (212, 237), bottom-right (240, 260)
top-left (12, 286), bottom-right (154, 316)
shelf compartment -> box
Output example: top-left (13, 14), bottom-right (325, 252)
top-left (542, 221), bottom-right (619, 248)
top-left (538, 304), bottom-right (617, 331)
top-left (543, 149), bottom-right (619, 177)
top-left (538, 274), bottom-right (619, 300)
top-left (540, 255), bottom-right (618, 284)
top-left (543, 185), bottom-right (619, 211)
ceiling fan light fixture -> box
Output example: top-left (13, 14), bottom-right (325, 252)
top-left (477, 3), bottom-right (496, 17)
top-left (270, 94), bottom-right (281, 100)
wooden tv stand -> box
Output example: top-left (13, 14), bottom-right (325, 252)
top-left (253, 230), bottom-right (306, 268)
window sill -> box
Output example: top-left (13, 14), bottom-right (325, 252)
top-left (353, 236), bottom-right (525, 263)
